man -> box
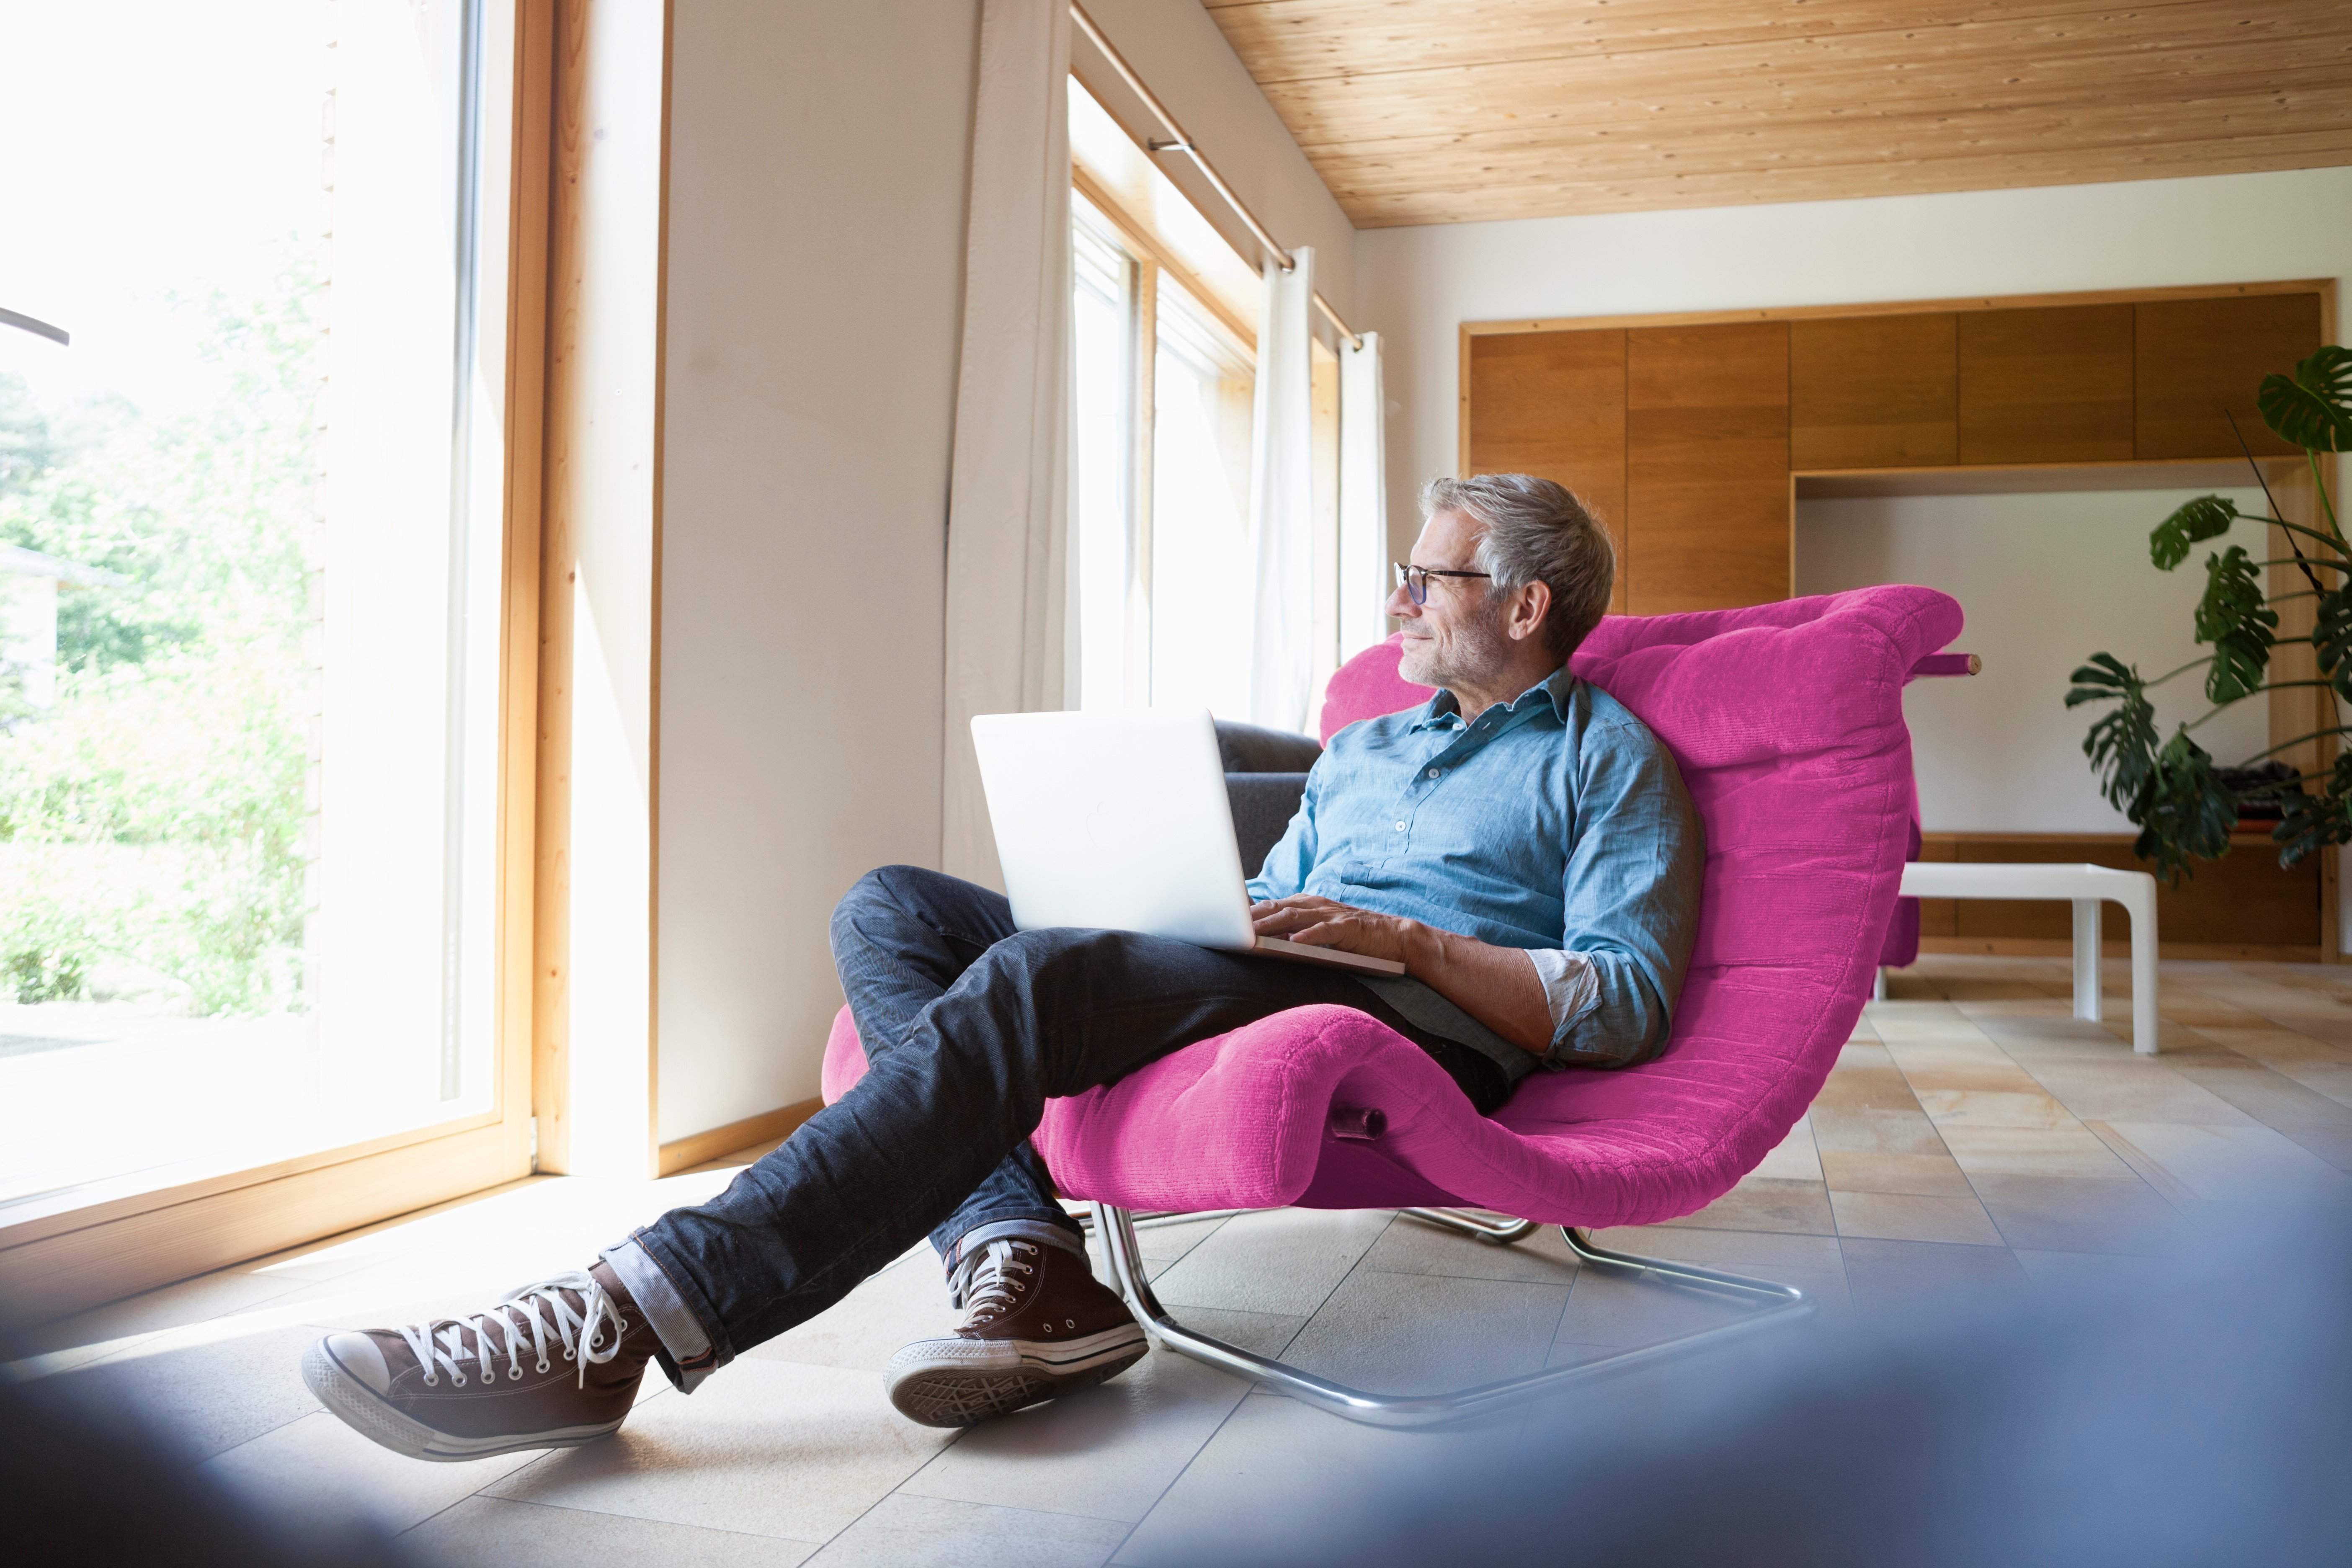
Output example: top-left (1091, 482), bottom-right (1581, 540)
top-left (301, 473), bottom-right (1703, 1462)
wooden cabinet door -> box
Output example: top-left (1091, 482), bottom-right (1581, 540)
top-left (1626, 322), bottom-right (1790, 614)
top-left (2135, 294), bottom-right (2322, 460)
top-left (1957, 304), bottom-right (2134, 464)
top-left (1790, 312), bottom-right (1957, 469)
top-left (1465, 329), bottom-right (1627, 612)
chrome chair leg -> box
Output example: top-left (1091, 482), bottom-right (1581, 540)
top-left (1094, 1202), bottom-right (1813, 1430)
top-left (1398, 1207), bottom-right (1538, 1245)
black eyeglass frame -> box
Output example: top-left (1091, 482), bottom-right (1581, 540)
top-left (1393, 561), bottom-right (1492, 606)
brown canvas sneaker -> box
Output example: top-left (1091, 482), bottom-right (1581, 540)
top-left (301, 1262), bottom-right (660, 1462)
top-left (884, 1237), bottom-right (1149, 1427)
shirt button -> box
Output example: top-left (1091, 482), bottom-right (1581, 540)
top-left (1426, 767), bottom-right (1440, 778)
top-left (1394, 822), bottom-right (1406, 831)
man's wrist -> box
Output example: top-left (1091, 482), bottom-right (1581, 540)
top-left (1399, 920), bottom-right (1444, 976)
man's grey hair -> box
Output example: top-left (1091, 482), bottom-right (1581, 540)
top-left (1421, 473), bottom-right (1615, 660)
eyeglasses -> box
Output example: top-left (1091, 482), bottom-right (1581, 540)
top-left (1393, 561), bottom-right (1492, 606)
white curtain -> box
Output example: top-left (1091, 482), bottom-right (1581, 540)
top-left (1246, 245), bottom-right (1316, 732)
top-left (1338, 329), bottom-right (1387, 662)
top-left (940, 0), bottom-right (1074, 888)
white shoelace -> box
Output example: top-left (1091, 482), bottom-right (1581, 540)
top-left (397, 1270), bottom-right (629, 1391)
top-left (955, 1240), bottom-right (1038, 1327)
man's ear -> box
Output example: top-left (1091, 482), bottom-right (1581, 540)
top-left (1509, 580), bottom-right (1552, 643)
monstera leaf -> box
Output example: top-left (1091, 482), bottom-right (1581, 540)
top-left (2192, 546), bottom-right (2277, 702)
top-left (2068, 655), bottom-right (2160, 812)
top-left (2314, 585), bottom-right (2352, 698)
top-left (2275, 753), bottom-right (2352, 867)
top-left (2257, 345), bottom-right (2352, 454)
top-left (2126, 729), bottom-right (2238, 884)
top-left (2149, 495), bottom-right (2241, 570)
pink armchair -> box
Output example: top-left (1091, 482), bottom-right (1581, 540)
top-left (825, 585), bottom-right (1967, 1425)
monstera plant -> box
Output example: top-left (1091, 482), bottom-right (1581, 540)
top-left (2069, 343), bottom-right (2352, 882)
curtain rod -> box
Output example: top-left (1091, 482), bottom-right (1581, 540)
top-left (1068, 0), bottom-right (1362, 351)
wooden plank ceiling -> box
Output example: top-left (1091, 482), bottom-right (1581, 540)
top-left (1203, 0), bottom-right (2352, 226)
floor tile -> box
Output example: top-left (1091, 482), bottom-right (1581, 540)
top-left (1111, 1390), bottom-right (1520, 1566)
top-left (1966, 1173), bottom-right (2192, 1256)
top-left (2009, 1248), bottom-right (2182, 1297)
top-left (1936, 1124), bottom-right (2134, 1179)
top-left (1808, 1106), bottom-right (1951, 1156)
top-left (1656, 1176), bottom-right (1834, 1236)
top-left (406, 1496), bottom-right (816, 1567)
top-left (1750, 1114), bottom-right (1824, 1182)
top-left (5, 1264), bottom-right (313, 1372)
top-left (2266, 1057), bottom-right (2352, 1109)
top-left (1828, 1190), bottom-right (2003, 1246)
top-left (745, 1248), bottom-right (952, 1374)
top-left (43, 1320), bottom-right (327, 1464)
top-left (1818, 1150), bottom-right (1974, 1197)
top-left (1913, 1087), bottom-right (2079, 1130)
top-left (1281, 1270), bottom-right (1570, 1396)
top-left (2012, 1060), bottom-right (2255, 1126)
top-left (201, 1410), bottom-right (539, 1539)
top-left (1352, 1212), bottom-right (1581, 1285)
top-left (1838, 1238), bottom-right (2031, 1324)
top-left (803, 1494), bottom-right (1125, 1568)
top-left (1552, 1258), bottom-right (1776, 1349)
top-left (487, 1358), bottom-right (948, 1543)
top-left (1809, 1063), bottom-right (1925, 1114)
top-left (1145, 1208), bottom-right (1390, 1318)
top-left (896, 1338), bottom-right (1253, 1524)
top-left (2089, 1120), bottom-right (2352, 1206)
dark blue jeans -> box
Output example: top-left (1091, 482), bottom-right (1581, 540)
top-left (629, 865), bottom-right (1501, 1372)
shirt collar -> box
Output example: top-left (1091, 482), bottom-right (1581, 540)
top-left (1411, 664), bottom-right (1575, 731)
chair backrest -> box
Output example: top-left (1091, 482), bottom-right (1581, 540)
top-left (1316, 586), bottom-right (1964, 1200)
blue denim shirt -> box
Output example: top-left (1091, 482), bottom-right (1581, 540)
top-left (1247, 665), bottom-right (1703, 1073)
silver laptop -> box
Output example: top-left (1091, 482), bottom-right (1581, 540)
top-left (970, 709), bottom-right (1406, 976)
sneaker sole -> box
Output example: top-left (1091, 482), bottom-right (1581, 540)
top-left (883, 1323), bottom-right (1150, 1428)
top-left (301, 1338), bottom-right (629, 1463)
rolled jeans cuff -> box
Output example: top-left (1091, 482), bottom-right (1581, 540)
top-left (601, 1234), bottom-right (722, 1394)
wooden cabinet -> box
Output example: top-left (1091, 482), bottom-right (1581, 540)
top-left (1790, 313), bottom-right (1957, 469)
top-left (1461, 284), bottom-right (2330, 617)
top-left (1465, 329), bottom-right (1627, 611)
top-left (2135, 294), bottom-right (2322, 459)
top-left (1626, 322), bottom-right (1790, 615)
top-left (1957, 304), bottom-right (2135, 464)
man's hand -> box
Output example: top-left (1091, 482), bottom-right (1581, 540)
top-left (1250, 895), bottom-right (1431, 968)
top-left (1250, 895), bottom-right (1554, 1055)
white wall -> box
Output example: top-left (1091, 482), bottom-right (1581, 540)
top-left (656, 0), bottom-right (979, 1142)
top-left (1796, 489), bottom-right (2270, 835)
top-left (1356, 165), bottom-right (2352, 564)
top-left (1081, 0), bottom-right (1357, 321)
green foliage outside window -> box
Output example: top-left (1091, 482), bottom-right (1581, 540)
top-left (0, 266), bottom-right (316, 1011)
top-left (2070, 345), bottom-right (2352, 883)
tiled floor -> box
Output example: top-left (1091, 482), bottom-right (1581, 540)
top-left (14, 955), bottom-right (2352, 1565)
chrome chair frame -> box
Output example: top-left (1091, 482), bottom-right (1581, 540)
top-left (1092, 1202), bottom-right (1813, 1429)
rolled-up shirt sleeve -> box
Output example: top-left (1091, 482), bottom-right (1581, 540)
top-left (1523, 949), bottom-right (1600, 1046)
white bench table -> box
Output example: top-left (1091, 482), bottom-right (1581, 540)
top-left (1894, 862), bottom-right (2161, 1054)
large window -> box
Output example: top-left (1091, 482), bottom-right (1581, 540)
top-left (0, 0), bottom-right (515, 1208)
top-left (1068, 79), bottom-right (1349, 730)
top-left (1072, 193), bottom-right (1262, 716)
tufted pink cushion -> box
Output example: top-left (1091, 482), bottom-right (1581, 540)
top-left (824, 585), bottom-right (1963, 1228)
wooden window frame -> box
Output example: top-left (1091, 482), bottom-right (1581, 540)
top-left (0, 0), bottom-right (558, 1329)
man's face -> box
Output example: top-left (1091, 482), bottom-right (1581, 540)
top-left (1390, 508), bottom-right (1511, 691)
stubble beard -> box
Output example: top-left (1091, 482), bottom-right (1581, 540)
top-left (1398, 606), bottom-right (1512, 695)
